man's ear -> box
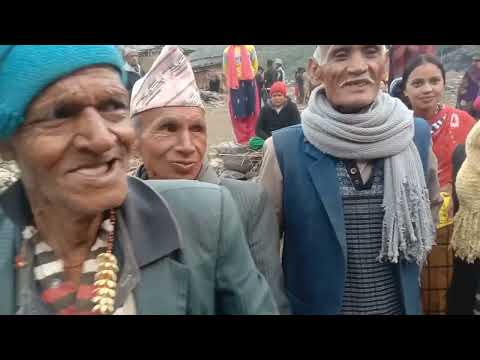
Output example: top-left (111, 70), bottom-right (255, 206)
top-left (0, 140), bottom-right (16, 161)
top-left (308, 57), bottom-right (323, 87)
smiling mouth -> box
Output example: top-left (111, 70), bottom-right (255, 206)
top-left (342, 79), bottom-right (373, 87)
top-left (172, 161), bottom-right (196, 167)
top-left (70, 159), bottom-right (117, 177)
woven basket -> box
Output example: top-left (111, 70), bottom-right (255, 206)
top-left (421, 224), bottom-right (454, 315)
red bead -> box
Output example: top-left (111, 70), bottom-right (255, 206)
top-left (15, 255), bottom-right (27, 269)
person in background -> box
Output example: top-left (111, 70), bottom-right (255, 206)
top-left (295, 67), bottom-right (305, 104)
top-left (448, 122), bottom-right (480, 315)
top-left (457, 53), bottom-right (480, 120)
top-left (123, 48), bottom-right (144, 95)
top-left (208, 71), bottom-right (221, 92)
top-left (258, 45), bottom-right (442, 315)
top-left (223, 45), bottom-right (260, 144)
top-left (274, 59), bottom-right (286, 83)
top-left (402, 54), bottom-right (476, 315)
top-left (264, 59), bottom-right (278, 94)
top-left (255, 66), bottom-right (265, 106)
top-left (130, 46), bottom-right (290, 314)
top-left (256, 81), bottom-right (301, 140)
top-left (402, 54), bottom-right (475, 200)
top-left (302, 69), bottom-right (312, 103)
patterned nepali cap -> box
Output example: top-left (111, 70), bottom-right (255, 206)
top-left (130, 45), bottom-right (204, 117)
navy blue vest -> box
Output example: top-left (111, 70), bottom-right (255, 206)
top-left (273, 119), bottom-right (431, 315)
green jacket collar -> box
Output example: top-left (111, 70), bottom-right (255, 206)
top-left (0, 177), bottom-right (182, 268)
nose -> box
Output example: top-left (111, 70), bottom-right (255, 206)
top-left (175, 130), bottom-right (196, 156)
top-left (72, 107), bottom-right (116, 154)
top-left (346, 51), bottom-right (368, 76)
top-left (422, 82), bottom-right (433, 93)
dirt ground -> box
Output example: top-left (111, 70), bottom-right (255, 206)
top-left (204, 85), bottom-right (299, 147)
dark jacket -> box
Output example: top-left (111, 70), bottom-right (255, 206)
top-left (264, 68), bottom-right (278, 89)
top-left (255, 98), bottom-right (301, 140)
top-left (447, 144), bottom-right (480, 315)
top-left (0, 177), bottom-right (278, 315)
top-left (272, 121), bottom-right (431, 315)
top-left (126, 71), bottom-right (142, 94)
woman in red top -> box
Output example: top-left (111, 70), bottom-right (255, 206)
top-left (403, 54), bottom-right (476, 193)
top-left (402, 54), bottom-right (476, 315)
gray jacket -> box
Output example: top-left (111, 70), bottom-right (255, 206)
top-left (135, 163), bottom-right (290, 314)
top-left (199, 164), bottom-right (290, 314)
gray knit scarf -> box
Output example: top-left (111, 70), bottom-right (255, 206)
top-left (302, 87), bottom-right (435, 265)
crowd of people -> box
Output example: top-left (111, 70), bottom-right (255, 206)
top-left (0, 44), bottom-right (479, 315)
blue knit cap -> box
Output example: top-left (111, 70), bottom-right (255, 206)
top-left (0, 45), bottom-right (126, 139)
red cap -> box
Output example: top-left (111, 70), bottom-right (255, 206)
top-left (270, 81), bottom-right (287, 96)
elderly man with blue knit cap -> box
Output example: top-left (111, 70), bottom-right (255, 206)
top-left (0, 45), bottom-right (277, 315)
top-left (259, 45), bottom-right (443, 315)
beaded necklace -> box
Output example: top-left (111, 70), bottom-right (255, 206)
top-left (15, 209), bottom-right (119, 315)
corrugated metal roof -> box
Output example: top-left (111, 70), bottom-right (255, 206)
top-left (120, 45), bottom-right (195, 56)
top-left (190, 55), bottom-right (223, 70)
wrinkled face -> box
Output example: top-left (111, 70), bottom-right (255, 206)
top-left (8, 67), bottom-right (134, 215)
top-left (135, 107), bottom-right (207, 180)
top-left (404, 63), bottom-right (444, 114)
top-left (271, 92), bottom-right (287, 108)
top-left (126, 53), bottom-right (139, 67)
top-left (309, 45), bottom-right (387, 112)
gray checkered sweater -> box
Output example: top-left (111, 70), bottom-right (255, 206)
top-left (337, 161), bottom-right (404, 315)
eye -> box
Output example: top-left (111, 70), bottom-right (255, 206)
top-left (411, 80), bottom-right (424, 88)
top-left (333, 50), bottom-right (348, 59)
top-left (331, 48), bottom-right (349, 60)
top-left (364, 46), bottom-right (380, 56)
top-left (98, 99), bottom-right (127, 112)
top-left (54, 104), bottom-right (80, 119)
top-left (191, 124), bottom-right (205, 133)
top-left (158, 123), bottom-right (177, 132)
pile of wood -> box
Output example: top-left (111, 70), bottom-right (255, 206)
top-left (0, 160), bottom-right (20, 193)
top-left (200, 90), bottom-right (225, 108)
top-left (208, 142), bottom-right (263, 181)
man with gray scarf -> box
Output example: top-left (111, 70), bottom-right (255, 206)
top-left (129, 45), bottom-right (290, 314)
top-left (258, 45), bottom-right (443, 315)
